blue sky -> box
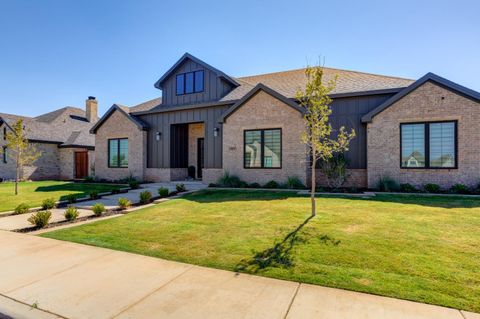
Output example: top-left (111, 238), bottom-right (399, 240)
top-left (0, 0), bottom-right (479, 116)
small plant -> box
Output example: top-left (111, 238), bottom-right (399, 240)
top-left (111, 189), bottom-right (121, 194)
top-left (285, 176), bottom-right (305, 189)
top-left (84, 175), bottom-right (95, 182)
top-left (89, 190), bottom-right (100, 199)
top-left (158, 187), bottom-right (169, 198)
top-left (238, 181), bottom-right (248, 188)
top-left (176, 184), bottom-right (186, 192)
top-left (424, 183), bottom-right (441, 193)
top-left (248, 182), bottom-right (261, 188)
top-left (64, 207), bottom-right (79, 221)
top-left (376, 176), bottom-right (400, 192)
top-left (66, 194), bottom-right (77, 204)
top-left (450, 183), bottom-right (470, 194)
top-left (400, 183), bottom-right (417, 193)
top-left (129, 180), bottom-right (140, 189)
top-left (188, 165), bottom-right (196, 178)
top-left (92, 203), bottom-right (105, 216)
top-left (13, 203), bottom-right (30, 215)
top-left (208, 183), bottom-right (218, 187)
top-left (263, 180), bottom-right (279, 189)
top-left (118, 198), bottom-right (132, 210)
top-left (217, 171), bottom-right (243, 188)
top-left (41, 198), bottom-right (56, 210)
top-left (28, 211), bottom-right (52, 228)
top-left (139, 191), bottom-right (152, 204)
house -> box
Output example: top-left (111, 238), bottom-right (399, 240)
top-left (91, 53), bottom-right (480, 189)
top-left (0, 97), bottom-right (98, 180)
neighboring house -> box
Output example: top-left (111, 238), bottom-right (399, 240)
top-left (91, 53), bottom-right (480, 189)
top-left (0, 97), bottom-right (98, 180)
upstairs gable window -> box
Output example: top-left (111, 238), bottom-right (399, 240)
top-left (176, 70), bottom-right (204, 95)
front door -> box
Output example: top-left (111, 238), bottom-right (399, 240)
top-left (197, 138), bottom-right (204, 179)
top-left (75, 151), bottom-right (88, 179)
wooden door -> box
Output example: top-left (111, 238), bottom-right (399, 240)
top-left (75, 152), bottom-right (88, 179)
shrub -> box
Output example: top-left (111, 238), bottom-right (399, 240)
top-left (400, 183), bottom-right (417, 193)
top-left (217, 171), bottom-right (243, 188)
top-left (347, 187), bottom-right (359, 193)
top-left (238, 181), bottom-right (248, 188)
top-left (158, 187), bottom-right (169, 198)
top-left (129, 180), bottom-right (140, 189)
top-left (28, 211), bottom-right (52, 228)
top-left (89, 190), bottom-right (100, 200)
top-left (84, 176), bottom-right (95, 183)
top-left (208, 183), bottom-right (218, 187)
top-left (118, 198), bottom-right (132, 210)
top-left (66, 194), bottom-right (77, 204)
top-left (13, 203), bottom-right (30, 215)
top-left (111, 189), bottom-right (121, 194)
top-left (248, 182), bottom-right (261, 188)
top-left (92, 203), bottom-right (106, 216)
top-left (285, 176), bottom-right (305, 189)
top-left (188, 165), bottom-right (196, 179)
top-left (64, 207), bottom-right (79, 221)
top-left (139, 191), bottom-right (152, 204)
top-left (319, 153), bottom-right (348, 189)
top-left (423, 183), bottom-right (441, 193)
top-left (41, 198), bottom-right (56, 210)
top-left (376, 176), bottom-right (400, 192)
top-left (263, 180), bottom-right (279, 189)
top-left (176, 184), bottom-right (186, 192)
top-left (450, 183), bottom-right (470, 194)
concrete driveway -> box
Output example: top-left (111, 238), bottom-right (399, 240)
top-left (0, 231), bottom-right (476, 319)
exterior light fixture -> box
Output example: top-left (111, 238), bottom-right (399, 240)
top-left (213, 127), bottom-right (219, 137)
top-left (155, 131), bottom-right (161, 141)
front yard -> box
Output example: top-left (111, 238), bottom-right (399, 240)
top-left (42, 190), bottom-right (480, 312)
top-left (0, 181), bottom-right (125, 212)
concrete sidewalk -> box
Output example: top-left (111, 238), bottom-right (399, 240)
top-left (0, 231), bottom-right (477, 319)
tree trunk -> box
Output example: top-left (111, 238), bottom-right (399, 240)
top-left (15, 164), bottom-right (19, 195)
top-left (311, 149), bottom-right (316, 217)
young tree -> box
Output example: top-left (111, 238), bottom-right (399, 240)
top-left (296, 65), bottom-right (356, 216)
top-left (3, 119), bottom-right (41, 195)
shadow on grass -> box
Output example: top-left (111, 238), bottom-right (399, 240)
top-left (235, 215), bottom-right (340, 273)
top-left (35, 183), bottom-right (124, 201)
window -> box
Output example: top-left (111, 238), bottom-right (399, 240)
top-left (108, 138), bottom-right (128, 168)
top-left (244, 129), bottom-right (281, 168)
top-left (3, 127), bottom-right (6, 140)
top-left (175, 70), bottom-right (204, 95)
top-left (400, 121), bottom-right (456, 169)
top-left (2, 147), bottom-right (6, 164)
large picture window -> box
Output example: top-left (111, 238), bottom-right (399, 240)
top-left (400, 121), bottom-right (457, 169)
top-left (108, 138), bottom-right (128, 168)
top-left (176, 70), bottom-right (204, 95)
top-left (244, 129), bottom-right (281, 168)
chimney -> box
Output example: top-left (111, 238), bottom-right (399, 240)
top-left (86, 96), bottom-right (98, 123)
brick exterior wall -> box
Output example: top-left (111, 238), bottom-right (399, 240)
top-left (59, 147), bottom-right (94, 180)
top-left (22, 143), bottom-right (60, 180)
top-left (367, 81), bottom-right (480, 189)
top-left (95, 110), bottom-right (146, 181)
top-left (223, 90), bottom-right (308, 185)
top-left (203, 168), bottom-right (224, 184)
top-left (315, 169), bottom-right (367, 188)
top-left (188, 123), bottom-right (205, 178)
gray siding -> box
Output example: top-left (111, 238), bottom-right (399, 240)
top-left (161, 59), bottom-right (234, 106)
top-left (139, 105), bottom-right (231, 169)
top-left (329, 93), bottom-right (395, 169)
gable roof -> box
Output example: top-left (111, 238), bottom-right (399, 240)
top-left (90, 104), bottom-right (149, 134)
top-left (361, 72), bottom-right (480, 123)
top-left (129, 97), bottom-right (162, 113)
top-left (221, 67), bottom-right (414, 102)
top-left (218, 83), bottom-right (304, 123)
top-left (0, 108), bottom-right (95, 147)
top-left (154, 53), bottom-right (240, 89)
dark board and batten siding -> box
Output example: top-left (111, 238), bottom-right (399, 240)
top-left (139, 105), bottom-right (231, 169)
top-left (329, 93), bottom-right (395, 169)
top-left (161, 59), bottom-right (234, 107)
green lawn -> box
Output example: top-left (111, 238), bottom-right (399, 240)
top-left (42, 190), bottom-right (480, 312)
top-left (0, 181), bottom-right (125, 212)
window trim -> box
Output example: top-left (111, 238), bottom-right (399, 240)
top-left (108, 138), bottom-right (129, 168)
top-left (399, 120), bottom-right (458, 170)
top-left (175, 70), bottom-right (204, 96)
top-left (243, 128), bottom-right (282, 169)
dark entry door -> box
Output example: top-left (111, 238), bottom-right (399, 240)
top-left (75, 152), bottom-right (88, 179)
top-left (197, 138), bottom-right (204, 179)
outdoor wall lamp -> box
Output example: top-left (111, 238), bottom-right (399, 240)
top-left (155, 131), bottom-right (161, 141)
top-left (213, 127), bottom-right (219, 137)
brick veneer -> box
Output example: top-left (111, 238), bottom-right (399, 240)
top-left (95, 110), bottom-right (146, 181)
top-left (222, 90), bottom-right (308, 185)
top-left (315, 169), bottom-right (367, 188)
top-left (367, 81), bottom-right (480, 189)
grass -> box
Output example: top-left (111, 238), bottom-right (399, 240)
top-left (41, 190), bottom-right (480, 312)
top-left (0, 181), bottom-right (125, 212)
